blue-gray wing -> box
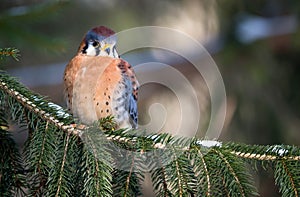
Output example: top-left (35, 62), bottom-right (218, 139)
top-left (128, 92), bottom-right (138, 128)
top-left (118, 59), bottom-right (139, 129)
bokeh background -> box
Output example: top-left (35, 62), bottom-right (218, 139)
top-left (1, 0), bottom-right (300, 196)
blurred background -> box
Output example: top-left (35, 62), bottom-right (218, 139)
top-left (1, 0), bottom-right (300, 196)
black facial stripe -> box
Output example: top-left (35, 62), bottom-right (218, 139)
top-left (112, 46), bottom-right (118, 57)
top-left (95, 47), bottom-right (100, 56)
top-left (81, 41), bottom-right (88, 54)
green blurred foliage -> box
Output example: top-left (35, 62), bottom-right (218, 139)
top-left (0, 2), bottom-right (68, 52)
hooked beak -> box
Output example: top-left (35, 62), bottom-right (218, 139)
top-left (102, 43), bottom-right (111, 54)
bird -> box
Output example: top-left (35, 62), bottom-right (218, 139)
top-left (64, 26), bottom-right (139, 129)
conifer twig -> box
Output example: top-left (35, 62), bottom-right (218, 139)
top-left (0, 48), bottom-right (20, 61)
top-left (0, 80), bottom-right (83, 136)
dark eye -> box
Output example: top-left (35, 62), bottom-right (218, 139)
top-left (92, 40), bottom-right (100, 47)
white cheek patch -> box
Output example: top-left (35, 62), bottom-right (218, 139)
top-left (85, 44), bottom-right (97, 56)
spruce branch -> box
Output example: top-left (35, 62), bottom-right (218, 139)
top-left (81, 127), bottom-right (113, 197)
top-left (0, 129), bottom-right (26, 196)
top-left (55, 133), bottom-right (70, 197)
top-left (0, 72), bottom-right (81, 136)
top-left (110, 132), bottom-right (145, 197)
top-left (24, 121), bottom-right (56, 196)
top-left (45, 133), bottom-right (83, 197)
top-left (224, 143), bottom-right (300, 161)
top-left (190, 142), bottom-right (211, 196)
top-left (213, 149), bottom-right (247, 196)
top-left (1, 70), bottom-right (300, 196)
top-left (150, 153), bottom-right (172, 196)
top-left (0, 48), bottom-right (20, 61)
top-left (275, 160), bottom-right (300, 197)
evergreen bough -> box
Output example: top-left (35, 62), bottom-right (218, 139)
top-left (0, 48), bottom-right (299, 196)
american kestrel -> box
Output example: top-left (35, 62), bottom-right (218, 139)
top-left (64, 26), bottom-right (139, 129)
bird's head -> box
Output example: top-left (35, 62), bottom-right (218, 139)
top-left (79, 26), bottom-right (119, 58)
